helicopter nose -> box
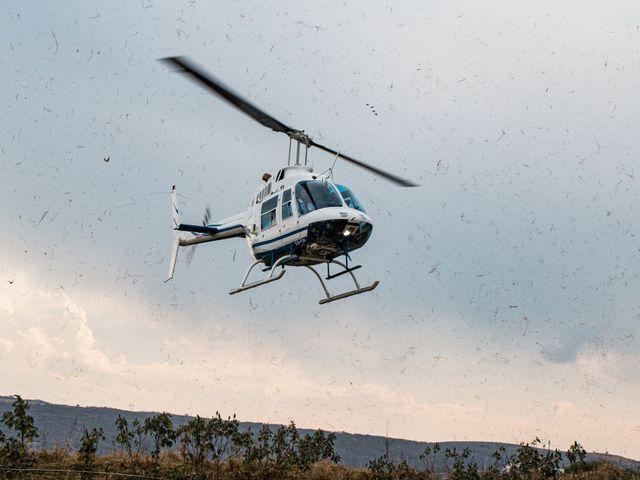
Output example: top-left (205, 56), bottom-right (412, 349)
top-left (306, 218), bottom-right (372, 254)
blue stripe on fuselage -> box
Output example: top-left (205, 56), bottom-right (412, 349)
top-left (188, 223), bottom-right (244, 237)
top-left (252, 226), bottom-right (308, 248)
top-left (254, 241), bottom-right (299, 261)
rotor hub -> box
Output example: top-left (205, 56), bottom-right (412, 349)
top-left (288, 130), bottom-right (312, 147)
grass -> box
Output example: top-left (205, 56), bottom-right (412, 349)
top-left (0, 450), bottom-right (638, 480)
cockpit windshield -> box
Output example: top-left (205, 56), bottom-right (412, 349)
top-left (336, 184), bottom-right (366, 212)
top-left (295, 180), bottom-right (343, 215)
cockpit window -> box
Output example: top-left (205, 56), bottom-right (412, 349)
top-left (295, 180), bottom-right (343, 215)
top-left (336, 184), bottom-right (366, 213)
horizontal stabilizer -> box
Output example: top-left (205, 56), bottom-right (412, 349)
top-left (176, 223), bottom-right (219, 234)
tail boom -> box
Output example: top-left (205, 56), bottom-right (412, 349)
top-left (165, 185), bottom-right (247, 281)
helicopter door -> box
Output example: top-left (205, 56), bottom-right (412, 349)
top-left (278, 188), bottom-right (295, 234)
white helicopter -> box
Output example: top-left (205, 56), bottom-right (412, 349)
top-left (161, 57), bottom-right (417, 304)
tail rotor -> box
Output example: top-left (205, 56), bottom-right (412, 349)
top-left (186, 205), bottom-right (211, 265)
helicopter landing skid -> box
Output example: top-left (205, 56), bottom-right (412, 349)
top-left (300, 258), bottom-right (379, 305)
top-left (229, 255), bottom-right (378, 304)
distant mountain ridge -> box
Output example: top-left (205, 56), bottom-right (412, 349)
top-left (1, 396), bottom-right (638, 471)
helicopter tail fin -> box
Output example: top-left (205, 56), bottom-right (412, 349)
top-left (166, 185), bottom-right (180, 282)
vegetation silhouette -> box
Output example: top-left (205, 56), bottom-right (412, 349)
top-left (1, 395), bottom-right (638, 479)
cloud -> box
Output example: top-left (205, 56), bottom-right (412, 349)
top-left (0, 267), bottom-right (494, 449)
top-left (0, 270), bottom-right (446, 423)
top-left (0, 271), bottom-right (292, 409)
top-left (1, 280), bottom-right (117, 371)
top-left (539, 332), bottom-right (640, 385)
top-left (574, 342), bottom-right (632, 383)
top-left (553, 401), bottom-right (576, 415)
top-left (0, 337), bottom-right (13, 356)
top-left (541, 336), bottom-right (588, 364)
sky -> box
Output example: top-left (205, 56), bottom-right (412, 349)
top-left (1, 0), bottom-right (640, 460)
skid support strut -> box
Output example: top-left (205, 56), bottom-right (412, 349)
top-left (228, 255), bottom-right (294, 295)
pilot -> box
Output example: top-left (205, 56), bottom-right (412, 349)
top-left (296, 188), bottom-right (314, 215)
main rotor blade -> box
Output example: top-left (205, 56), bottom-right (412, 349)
top-left (310, 140), bottom-right (419, 187)
top-left (160, 56), bottom-right (294, 134)
top-left (161, 56), bottom-right (419, 187)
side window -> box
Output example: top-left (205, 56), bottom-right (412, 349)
top-left (282, 189), bottom-right (293, 219)
top-left (260, 195), bottom-right (278, 230)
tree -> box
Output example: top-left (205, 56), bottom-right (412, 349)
top-left (131, 418), bottom-right (146, 455)
top-left (443, 447), bottom-right (480, 480)
top-left (565, 441), bottom-right (588, 473)
top-left (209, 412), bottom-right (242, 464)
top-left (566, 441), bottom-right (586, 465)
top-left (271, 421), bottom-right (300, 471)
top-left (367, 453), bottom-right (413, 480)
top-left (178, 415), bottom-right (211, 470)
top-left (114, 415), bottom-right (134, 457)
top-left (505, 438), bottom-right (563, 479)
top-left (509, 438), bottom-right (543, 477)
top-left (143, 412), bottom-right (175, 459)
top-left (236, 422), bottom-right (342, 477)
top-left (1, 395), bottom-right (39, 450)
top-left (79, 427), bottom-right (104, 467)
top-left (0, 395), bottom-right (39, 467)
top-left (242, 424), bottom-right (273, 470)
top-left (484, 445), bottom-right (506, 479)
top-left (209, 412), bottom-right (244, 478)
top-left (419, 442), bottom-right (440, 476)
top-left (539, 442), bottom-right (563, 479)
top-left (297, 430), bottom-right (340, 471)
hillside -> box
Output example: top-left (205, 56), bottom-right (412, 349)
top-left (1, 396), bottom-right (638, 472)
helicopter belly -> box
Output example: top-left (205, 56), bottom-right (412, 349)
top-left (251, 226), bottom-right (309, 262)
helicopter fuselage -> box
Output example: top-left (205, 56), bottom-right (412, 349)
top-left (172, 165), bottom-right (373, 268)
top-left (246, 165), bottom-right (373, 267)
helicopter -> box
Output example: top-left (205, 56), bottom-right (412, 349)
top-left (161, 56), bottom-right (417, 304)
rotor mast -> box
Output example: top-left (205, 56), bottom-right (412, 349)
top-left (287, 130), bottom-right (311, 166)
